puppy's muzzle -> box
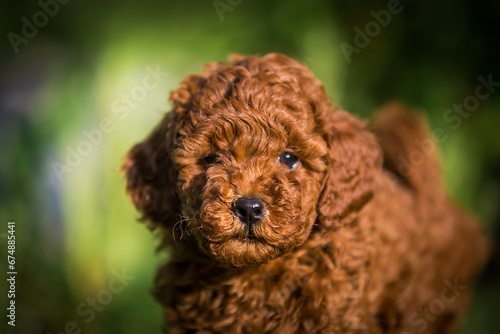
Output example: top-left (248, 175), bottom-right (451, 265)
top-left (233, 197), bottom-right (266, 227)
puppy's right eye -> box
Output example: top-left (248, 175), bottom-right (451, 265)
top-left (204, 154), bottom-right (219, 166)
top-left (278, 152), bottom-right (299, 170)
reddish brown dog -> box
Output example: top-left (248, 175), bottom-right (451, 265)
top-left (123, 53), bottom-right (489, 333)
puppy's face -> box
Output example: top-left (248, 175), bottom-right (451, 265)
top-left (124, 54), bottom-right (379, 268)
top-left (174, 105), bottom-right (327, 267)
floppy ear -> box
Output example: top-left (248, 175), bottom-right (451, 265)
top-left (317, 109), bottom-right (382, 228)
top-left (122, 112), bottom-right (179, 230)
top-left (122, 74), bottom-right (205, 231)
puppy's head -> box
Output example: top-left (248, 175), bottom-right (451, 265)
top-left (123, 53), bottom-right (381, 267)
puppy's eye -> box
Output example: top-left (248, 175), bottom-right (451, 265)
top-left (278, 152), bottom-right (299, 170)
top-left (204, 154), bottom-right (219, 166)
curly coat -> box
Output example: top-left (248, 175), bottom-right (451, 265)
top-left (123, 53), bottom-right (489, 333)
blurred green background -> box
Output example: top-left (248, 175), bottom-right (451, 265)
top-left (0, 0), bottom-right (499, 333)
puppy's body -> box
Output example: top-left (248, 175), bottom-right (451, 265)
top-left (124, 54), bottom-right (488, 333)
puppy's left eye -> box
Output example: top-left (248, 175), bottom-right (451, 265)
top-left (204, 154), bottom-right (219, 166)
top-left (278, 152), bottom-right (299, 169)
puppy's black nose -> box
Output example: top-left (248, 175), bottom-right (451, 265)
top-left (234, 197), bottom-right (266, 226)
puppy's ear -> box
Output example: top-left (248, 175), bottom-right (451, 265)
top-left (317, 109), bottom-right (382, 228)
top-left (122, 75), bottom-right (204, 230)
top-left (122, 112), bottom-right (179, 230)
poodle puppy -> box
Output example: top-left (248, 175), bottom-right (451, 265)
top-left (123, 53), bottom-right (489, 333)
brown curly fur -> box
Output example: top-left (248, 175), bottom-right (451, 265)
top-left (122, 53), bottom-right (489, 333)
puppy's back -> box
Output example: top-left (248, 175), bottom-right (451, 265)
top-left (371, 102), bottom-right (490, 333)
top-left (373, 102), bottom-right (443, 197)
